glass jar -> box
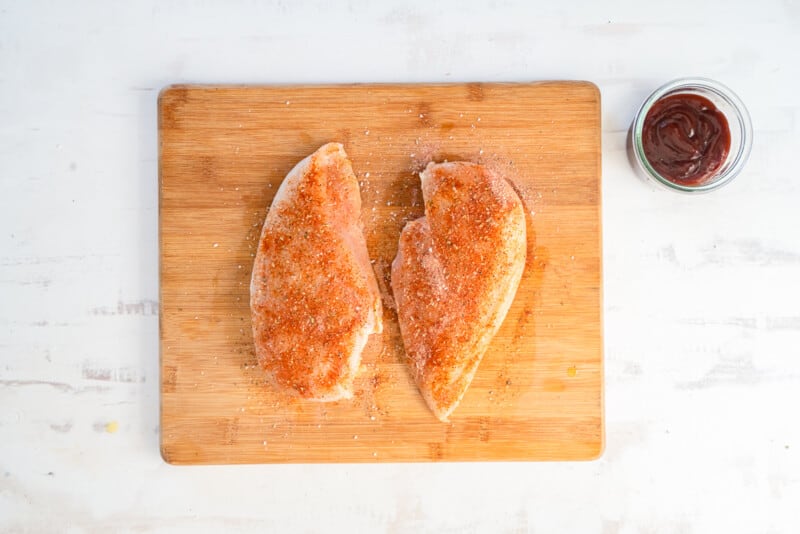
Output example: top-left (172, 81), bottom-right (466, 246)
top-left (630, 78), bottom-right (753, 193)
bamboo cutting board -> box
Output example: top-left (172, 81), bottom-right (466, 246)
top-left (159, 82), bottom-right (603, 464)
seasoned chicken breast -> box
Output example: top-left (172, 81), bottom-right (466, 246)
top-left (391, 162), bottom-right (526, 421)
top-left (250, 143), bottom-right (383, 401)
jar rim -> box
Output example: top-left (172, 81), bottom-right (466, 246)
top-left (631, 77), bottom-right (753, 193)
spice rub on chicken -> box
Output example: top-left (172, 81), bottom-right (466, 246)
top-left (391, 162), bottom-right (526, 421)
top-left (250, 143), bottom-right (383, 401)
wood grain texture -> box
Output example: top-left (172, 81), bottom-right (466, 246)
top-left (159, 82), bottom-right (603, 464)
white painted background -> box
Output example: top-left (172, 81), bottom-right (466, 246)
top-left (1, 1), bottom-right (799, 532)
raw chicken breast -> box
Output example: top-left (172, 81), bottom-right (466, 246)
top-left (391, 161), bottom-right (526, 421)
top-left (250, 143), bottom-right (383, 401)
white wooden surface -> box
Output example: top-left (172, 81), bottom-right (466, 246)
top-left (1, 1), bottom-right (798, 532)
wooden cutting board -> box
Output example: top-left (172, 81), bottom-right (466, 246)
top-left (159, 82), bottom-right (603, 464)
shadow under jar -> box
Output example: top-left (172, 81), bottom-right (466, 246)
top-left (630, 78), bottom-right (752, 193)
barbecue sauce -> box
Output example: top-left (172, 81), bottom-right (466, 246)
top-left (642, 93), bottom-right (731, 186)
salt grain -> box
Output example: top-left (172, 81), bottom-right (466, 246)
top-left (213, 243), bottom-right (219, 248)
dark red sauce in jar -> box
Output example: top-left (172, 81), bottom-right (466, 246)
top-left (642, 93), bottom-right (731, 186)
